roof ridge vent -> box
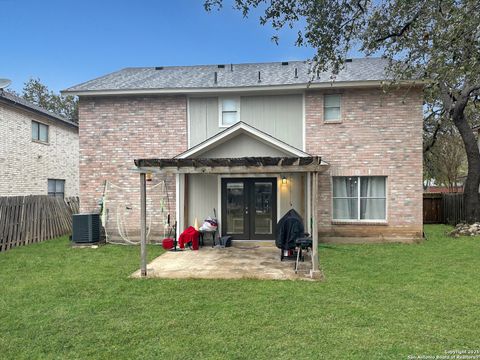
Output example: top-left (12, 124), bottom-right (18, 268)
top-left (155, 66), bottom-right (164, 70)
top-left (345, 59), bottom-right (353, 63)
top-left (281, 61), bottom-right (289, 65)
top-left (217, 64), bottom-right (225, 69)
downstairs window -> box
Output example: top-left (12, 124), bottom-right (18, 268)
top-left (48, 179), bottom-right (65, 198)
top-left (332, 176), bottom-right (386, 221)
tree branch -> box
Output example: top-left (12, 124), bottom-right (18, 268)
top-left (375, 10), bottom-right (421, 42)
top-left (463, 83), bottom-right (480, 97)
top-left (356, 0), bottom-right (366, 14)
top-left (439, 82), bottom-right (454, 111)
top-left (423, 111), bottom-right (445, 153)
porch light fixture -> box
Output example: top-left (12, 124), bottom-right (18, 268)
top-left (146, 172), bottom-right (153, 182)
top-left (281, 176), bottom-right (287, 185)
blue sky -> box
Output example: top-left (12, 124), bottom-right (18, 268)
top-left (1, 0), bottom-right (359, 93)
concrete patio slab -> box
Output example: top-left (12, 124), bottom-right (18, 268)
top-left (131, 244), bottom-right (321, 281)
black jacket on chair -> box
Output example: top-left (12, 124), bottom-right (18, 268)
top-left (275, 209), bottom-right (305, 250)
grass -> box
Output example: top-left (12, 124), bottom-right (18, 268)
top-left (0, 225), bottom-right (479, 359)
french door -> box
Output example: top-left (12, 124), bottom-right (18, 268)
top-left (221, 178), bottom-right (277, 240)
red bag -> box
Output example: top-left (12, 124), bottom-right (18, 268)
top-left (162, 238), bottom-right (174, 250)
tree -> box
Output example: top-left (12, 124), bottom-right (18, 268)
top-left (22, 78), bottom-right (78, 122)
top-left (425, 130), bottom-right (467, 192)
top-left (206, 0), bottom-right (480, 222)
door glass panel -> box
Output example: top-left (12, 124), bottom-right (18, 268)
top-left (254, 182), bottom-right (273, 235)
top-left (226, 182), bottom-right (244, 234)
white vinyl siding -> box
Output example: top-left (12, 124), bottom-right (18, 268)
top-left (240, 95), bottom-right (303, 148)
top-left (333, 176), bottom-right (386, 221)
top-left (187, 174), bottom-right (218, 227)
top-left (195, 133), bottom-right (290, 158)
top-left (188, 94), bottom-right (303, 148)
top-left (324, 94), bottom-right (341, 122)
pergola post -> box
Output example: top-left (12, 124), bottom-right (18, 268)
top-left (306, 172), bottom-right (312, 235)
top-left (310, 171), bottom-right (320, 278)
top-left (140, 172), bottom-right (147, 277)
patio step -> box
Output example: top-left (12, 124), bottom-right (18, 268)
top-left (232, 240), bottom-right (276, 248)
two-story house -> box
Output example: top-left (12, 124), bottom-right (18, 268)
top-left (0, 91), bottom-right (79, 197)
top-left (63, 58), bottom-right (423, 246)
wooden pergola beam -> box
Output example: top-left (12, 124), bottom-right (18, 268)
top-left (133, 156), bottom-right (328, 175)
top-left (135, 156), bottom-right (321, 168)
top-left (134, 164), bottom-right (326, 175)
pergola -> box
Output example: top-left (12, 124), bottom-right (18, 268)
top-left (134, 156), bottom-right (329, 279)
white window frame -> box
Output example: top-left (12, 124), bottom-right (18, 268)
top-left (323, 94), bottom-right (342, 123)
top-left (218, 96), bottom-right (240, 128)
top-left (332, 176), bottom-right (387, 222)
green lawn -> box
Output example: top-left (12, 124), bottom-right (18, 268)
top-left (0, 225), bottom-right (479, 360)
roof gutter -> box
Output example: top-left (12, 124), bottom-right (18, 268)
top-left (61, 80), bottom-right (425, 97)
top-left (0, 95), bottom-right (78, 129)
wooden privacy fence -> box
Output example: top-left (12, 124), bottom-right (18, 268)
top-left (423, 193), bottom-right (443, 224)
top-left (0, 195), bottom-right (79, 252)
top-left (423, 193), bottom-right (466, 225)
top-left (442, 193), bottom-right (466, 225)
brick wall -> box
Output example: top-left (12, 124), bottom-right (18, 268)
top-left (0, 103), bottom-right (79, 197)
top-left (78, 95), bottom-right (187, 240)
top-left (305, 87), bottom-right (424, 241)
top-left (78, 87), bottom-right (423, 242)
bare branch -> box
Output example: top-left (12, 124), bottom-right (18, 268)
top-left (424, 122), bottom-right (442, 153)
top-left (424, 110), bottom-right (445, 153)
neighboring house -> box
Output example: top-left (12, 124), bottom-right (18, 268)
top-left (63, 58), bottom-right (423, 243)
top-left (0, 91), bottom-right (79, 198)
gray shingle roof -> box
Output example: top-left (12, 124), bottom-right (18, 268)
top-left (0, 91), bottom-right (78, 128)
top-left (63, 58), bottom-right (390, 94)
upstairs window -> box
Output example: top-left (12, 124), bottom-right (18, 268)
top-left (333, 176), bottom-right (386, 221)
top-left (219, 97), bottom-right (240, 127)
top-left (324, 94), bottom-right (341, 122)
top-left (48, 179), bottom-right (65, 198)
top-left (32, 120), bottom-right (49, 143)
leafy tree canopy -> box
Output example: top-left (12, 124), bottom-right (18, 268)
top-left (22, 78), bottom-right (78, 122)
top-left (206, 0), bottom-right (480, 222)
top-left (206, 1), bottom-right (479, 87)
